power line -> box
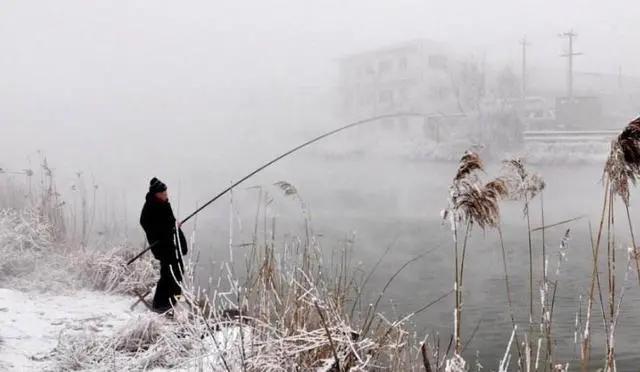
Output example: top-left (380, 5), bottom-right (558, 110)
top-left (520, 36), bottom-right (531, 100)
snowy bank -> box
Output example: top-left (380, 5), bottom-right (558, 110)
top-left (0, 288), bottom-right (135, 371)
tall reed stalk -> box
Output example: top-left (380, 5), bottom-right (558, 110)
top-left (502, 157), bottom-right (545, 367)
top-left (497, 226), bottom-right (523, 363)
top-left (443, 151), bottom-right (508, 355)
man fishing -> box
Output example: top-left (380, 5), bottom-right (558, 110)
top-left (127, 113), bottom-right (431, 267)
top-left (140, 177), bottom-right (188, 313)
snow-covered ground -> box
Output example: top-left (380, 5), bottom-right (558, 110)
top-left (0, 288), bottom-right (136, 371)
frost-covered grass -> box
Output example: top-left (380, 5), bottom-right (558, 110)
top-left (53, 307), bottom-right (249, 371)
top-left (55, 314), bottom-right (187, 371)
top-left (77, 245), bottom-right (157, 296)
top-left (0, 166), bottom-right (153, 295)
top-left (0, 208), bottom-right (69, 291)
top-left (0, 207), bottom-right (155, 295)
top-left (0, 170), bottom-right (474, 371)
top-left (4, 138), bottom-right (638, 372)
top-left (0, 196), bottom-right (424, 370)
top-left (49, 237), bottom-right (425, 371)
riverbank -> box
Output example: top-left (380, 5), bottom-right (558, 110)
top-left (0, 288), bottom-right (134, 371)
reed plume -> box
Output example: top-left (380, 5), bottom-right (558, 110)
top-left (602, 117), bottom-right (640, 289)
top-left (604, 117), bottom-right (640, 205)
top-left (274, 180), bottom-right (299, 197)
top-left (448, 152), bottom-right (510, 232)
top-left (617, 117), bottom-right (640, 167)
top-left (502, 158), bottom-right (546, 209)
top-left (454, 151), bottom-right (483, 183)
top-left (453, 177), bottom-right (509, 229)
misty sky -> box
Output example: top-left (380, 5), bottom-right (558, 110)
top-left (1, 0), bottom-right (639, 186)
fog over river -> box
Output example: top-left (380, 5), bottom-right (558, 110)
top-left (175, 156), bottom-right (639, 369)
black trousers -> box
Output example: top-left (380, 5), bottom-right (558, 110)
top-left (153, 261), bottom-right (184, 310)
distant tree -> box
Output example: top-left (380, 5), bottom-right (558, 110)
top-left (495, 66), bottom-right (519, 99)
top-left (448, 57), bottom-right (485, 112)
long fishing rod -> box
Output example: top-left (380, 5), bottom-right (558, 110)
top-left (127, 111), bottom-right (458, 266)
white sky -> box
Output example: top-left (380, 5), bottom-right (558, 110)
top-left (1, 0), bottom-right (638, 176)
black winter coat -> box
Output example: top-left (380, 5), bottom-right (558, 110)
top-left (140, 192), bottom-right (188, 263)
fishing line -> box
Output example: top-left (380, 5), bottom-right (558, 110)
top-left (128, 111), bottom-right (462, 265)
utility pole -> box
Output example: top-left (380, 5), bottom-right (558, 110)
top-left (559, 30), bottom-right (582, 98)
top-left (618, 65), bottom-right (623, 90)
top-left (520, 36), bottom-right (530, 100)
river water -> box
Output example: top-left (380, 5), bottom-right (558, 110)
top-left (191, 157), bottom-right (640, 370)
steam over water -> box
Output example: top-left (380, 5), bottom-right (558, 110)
top-left (190, 157), bottom-right (640, 369)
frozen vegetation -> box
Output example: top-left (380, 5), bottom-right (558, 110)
top-left (0, 171), bottom-right (431, 371)
top-left (1, 116), bottom-right (640, 372)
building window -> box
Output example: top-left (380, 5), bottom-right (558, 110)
top-left (428, 54), bottom-right (447, 70)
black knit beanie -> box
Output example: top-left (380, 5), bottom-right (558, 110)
top-left (149, 177), bottom-right (167, 193)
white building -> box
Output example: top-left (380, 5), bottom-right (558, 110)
top-left (338, 39), bottom-right (459, 123)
